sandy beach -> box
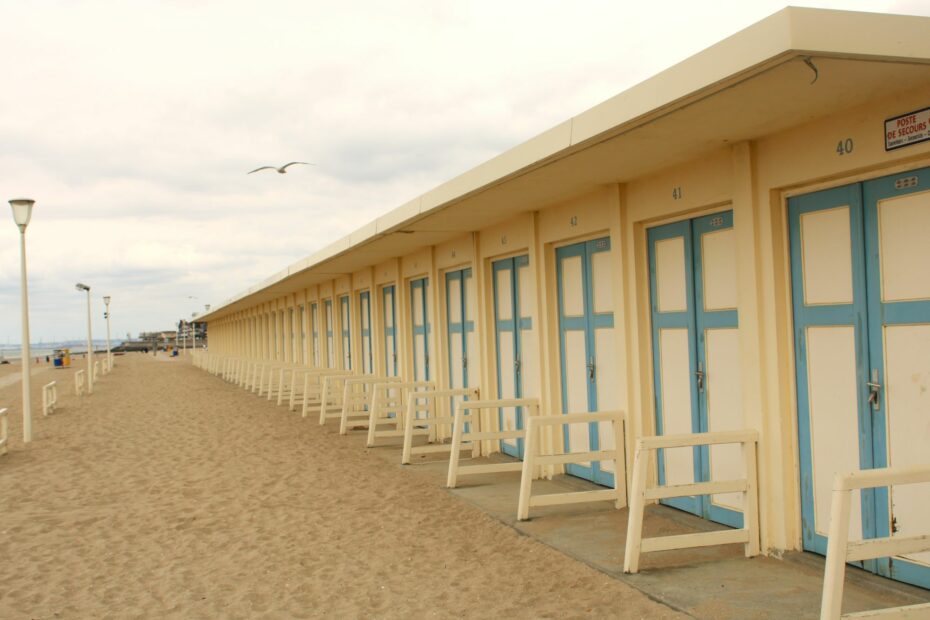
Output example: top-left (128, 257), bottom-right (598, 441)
top-left (0, 354), bottom-right (683, 619)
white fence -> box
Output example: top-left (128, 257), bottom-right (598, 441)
top-left (820, 465), bottom-right (930, 620)
top-left (74, 370), bottom-right (86, 396)
top-left (623, 429), bottom-right (760, 574)
top-left (446, 398), bottom-right (539, 488)
top-left (517, 410), bottom-right (626, 521)
top-left (0, 408), bottom-right (7, 456)
top-left (42, 381), bottom-right (58, 416)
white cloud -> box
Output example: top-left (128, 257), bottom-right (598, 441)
top-left (0, 0), bottom-right (925, 343)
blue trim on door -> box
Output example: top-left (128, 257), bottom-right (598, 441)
top-left (310, 303), bottom-right (319, 366)
top-left (556, 237), bottom-right (615, 487)
top-left (789, 184), bottom-right (876, 569)
top-left (410, 277), bottom-right (430, 380)
top-left (359, 290), bottom-right (372, 374)
top-left (862, 166), bottom-right (930, 589)
top-left (493, 256), bottom-right (529, 458)
top-left (339, 295), bottom-right (352, 370)
top-left (382, 285), bottom-right (397, 376)
top-left (648, 212), bottom-right (743, 527)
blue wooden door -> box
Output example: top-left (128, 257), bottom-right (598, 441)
top-left (382, 285), bottom-right (398, 376)
top-left (323, 300), bottom-right (335, 368)
top-left (556, 237), bottom-right (618, 487)
top-left (410, 278), bottom-right (430, 381)
top-left (493, 256), bottom-right (535, 458)
top-left (445, 268), bottom-right (476, 389)
top-left (310, 303), bottom-right (320, 367)
top-left (339, 295), bottom-right (352, 370)
top-left (359, 291), bottom-right (373, 374)
top-left (790, 167), bottom-right (930, 588)
top-left (648, 212), bottom-right (743, 528)
top-left (446, 268), bottom-right (476, 429)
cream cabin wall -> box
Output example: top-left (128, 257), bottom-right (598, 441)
top-left (201, 82), bottom-right (930, 562)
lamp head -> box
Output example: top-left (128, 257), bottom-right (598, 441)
top-left (9, 198), bottom-right (35, 231)
top-left (205, 304), bottom-right (210, 311)
top-left (103, 296), bottom-right (111, 305)
top-left (75, 283), bottom-right (90, 292)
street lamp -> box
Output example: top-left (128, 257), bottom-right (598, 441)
top-left (103, 295), bottom-right (112, 372)
top-left (75, 283), bottom-right (93, 394)
top-left (10, 198), bottom-right (35, 443)
top-left (191, 312), bottom-right (198, 351)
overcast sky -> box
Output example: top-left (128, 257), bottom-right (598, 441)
top-left (1, 0), bottom-right (927, 345)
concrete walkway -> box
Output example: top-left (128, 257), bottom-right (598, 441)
top-left (353, 426), bottom-right (930, 619)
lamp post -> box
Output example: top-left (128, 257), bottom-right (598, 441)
top-left (75, 283), bottom-right (93, 394)
top-left (103, 295), bottom-right (112, 372)
top-left (10, 198), bottom-right (35, 443)
top-left (191, 312), bottom-right (198, 351)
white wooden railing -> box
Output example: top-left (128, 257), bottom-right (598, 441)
top-left (42, 381), bottom-right (58, 416)
top-left (623, 429), bottom-right (760, 573)
top-left (517, 410), bottom-right (626, 521)
top-left (366, 381), bottom-right (436, 448)
top-left (398, 387), bottom-right (476, 461)
top-left (0, 408), bottom-right (8, 456)
top-left (74, 370), bottom-right (86, 396)
top-left (820, 465), bottom-right (930, 620)
top-left (446, 398), bottom-right (539, 488)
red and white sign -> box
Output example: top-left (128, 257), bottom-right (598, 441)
top-left (885, 107), bottom-right (930, 151)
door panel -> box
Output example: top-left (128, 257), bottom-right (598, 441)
top-left (649, 212), bottom-right (743, 526)
top-left (340, 296), bottom-right (351, 370)
top-left (556, 238), bottom-right (615, 486)
top-left (383, 285), bottom-right (397, 376)
top-left (493, 256), bottom-right (533, 457)
top-left (324, 300), bottom-right (335, 368)
top-left (791, 168), bottom-right (930, 588)
top-left (359, 291), bottom-right (372, 374)
top-left (445, 269), bottom-right (475, 424)
top-left (704, 328), bottom-right (744, 512)
top-left (410, 278), bottom-right (430, 381)
top-left (310, 303), bottom-right (320, 367)
top-left (658, 328), bottom-right (697, 487)
top-left (863, 170), bottom-right (930, 586)
top-left (884, 325), bottom-right (930, 567)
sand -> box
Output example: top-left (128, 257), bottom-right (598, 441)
top-left (0, 354), bottom-right (684, 619)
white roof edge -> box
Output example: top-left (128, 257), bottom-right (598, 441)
top-left (200, 6), bottom-right (930, 321)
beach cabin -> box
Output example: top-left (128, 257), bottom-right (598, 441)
top-left (196, 7), bottom-right (930, 594)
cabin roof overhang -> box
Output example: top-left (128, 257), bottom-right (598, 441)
top-left (200, 7), bottom-right (930, 322)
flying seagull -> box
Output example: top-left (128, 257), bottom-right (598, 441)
top-left (247, 162), bottom-right (314, 174)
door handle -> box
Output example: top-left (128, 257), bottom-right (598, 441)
top-left (867, 369), bottom-right (881, 410)
top-left (695, 363), bottom-right (705, 393)
top-left (514, 358), bottom-right (521, 374)
top-left (587, 357), bottom-right (596, 380)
